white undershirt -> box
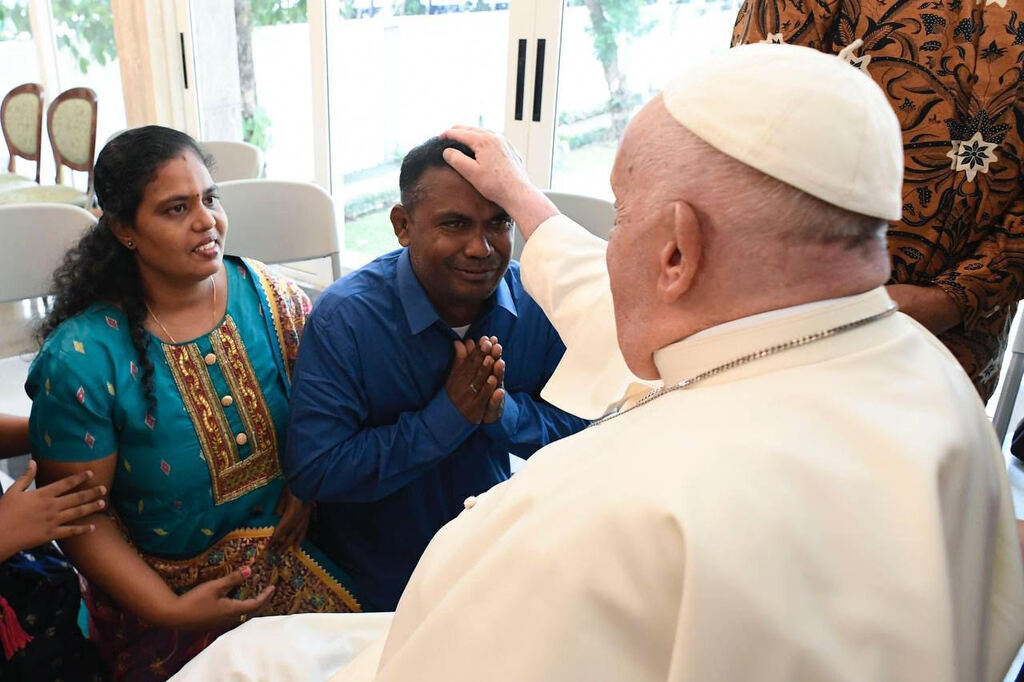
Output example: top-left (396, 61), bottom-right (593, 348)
top-left (452, 324), bottom-right (471, 339)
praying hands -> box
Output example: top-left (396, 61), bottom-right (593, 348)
top-left (446, 336), bottom-right (505, 425)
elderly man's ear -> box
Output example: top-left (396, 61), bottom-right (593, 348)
top-left (657, 200), bottom-right (702, 304)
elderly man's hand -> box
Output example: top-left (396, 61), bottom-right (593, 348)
top-left (886, 284), bottom-right (962, 335)
top-left (440, 126), bottom-right (559, 240)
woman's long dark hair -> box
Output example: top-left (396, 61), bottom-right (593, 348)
top-left (38, 125), bottom-right (213, 406)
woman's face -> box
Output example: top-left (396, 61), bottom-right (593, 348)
top-left (124, 150), bottom-right (228, 289)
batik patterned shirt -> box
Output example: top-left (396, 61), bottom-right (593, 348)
top-left (733, 0), bottom-right (1024, 399)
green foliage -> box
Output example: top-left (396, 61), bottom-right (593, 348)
top-left (393, 0), bottom-right (425, 15)
top-left (49, 0), bottom-right (116, 75)
top-left (0, 1), bottom-right (31, 41)
top-left (557, 89), bottom-right (642, 126)
top-left (585, 0), bottom-right (654, 70)
top-left (243, 105), bottom-right (273, 151)
top-left (251, 0), bottom-right (307, 26)
top-left (558, 102), bottom-right (610, 126)
top-left (339, 0), bottom-right (359, 19)
top-left (560, 126), bottom-right (613, 150)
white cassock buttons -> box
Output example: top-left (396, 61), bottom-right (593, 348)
top-left (463, 496), bottom-right (477, 510)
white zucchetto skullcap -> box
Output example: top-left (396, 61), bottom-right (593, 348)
top-left (661, 43), bottom-right (904, 221)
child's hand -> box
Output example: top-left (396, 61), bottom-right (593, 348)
top-left (0, 460), bottom-right (106, 562)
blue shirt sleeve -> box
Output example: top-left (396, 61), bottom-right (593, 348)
top-left (285, 307), bottom-right (478, 503)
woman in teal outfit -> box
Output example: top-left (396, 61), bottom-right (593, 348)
top-left (26, 126), bottom-right (360, 681)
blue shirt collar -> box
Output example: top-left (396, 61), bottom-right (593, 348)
top-left (396, 249), bottom-right (517, 336)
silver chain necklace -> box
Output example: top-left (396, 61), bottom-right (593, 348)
top-left (589, 304), bottom-right (898, 428)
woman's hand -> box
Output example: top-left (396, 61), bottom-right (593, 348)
top-left (270, 486), bottom-right (311, 551)
top-left (0, 461), bottom-right (106, 563)
top-left (164, 566), bottom-right (274, 631)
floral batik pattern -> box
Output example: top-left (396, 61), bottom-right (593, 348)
top-left (733, 0), bottom-right (1024, 399)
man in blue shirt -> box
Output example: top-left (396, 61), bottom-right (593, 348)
top-left (285, 137), bottom-right (588, 610)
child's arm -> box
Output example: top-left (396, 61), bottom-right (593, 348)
top-left (0, 413), bottom-right (30, 459)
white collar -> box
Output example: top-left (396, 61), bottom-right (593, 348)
top-left (653, 287), bottom-right (897, 386)
top-left (685, 293), bottom-right (867, 342)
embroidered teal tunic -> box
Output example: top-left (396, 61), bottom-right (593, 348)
top-left (28, 258), bottom-right (290, 558)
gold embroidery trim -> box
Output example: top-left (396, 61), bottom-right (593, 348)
top-left (212, 315), bottom-right (280, 464)
top-left (293, 542), bottom-right (362, 613)
top-left (162, 325), bottom-right (280, 506)
top-left (250, 262), bottom-right (291, 381)
top-left (140, 526), bottom-right (361, 613)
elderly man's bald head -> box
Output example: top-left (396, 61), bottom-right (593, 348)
top-left (621, 96), bottom-right (887, 251)
top-left (606, 95), bottom-right (892, 379)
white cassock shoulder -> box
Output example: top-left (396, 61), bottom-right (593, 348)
top-left (340, 426), bottom-right (693, 682)
top-left (519, 214), bottom-right (655, 418)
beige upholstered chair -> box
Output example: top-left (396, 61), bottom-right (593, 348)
top-left (0, 82), bottom-right (44, 188)
top-left (47, 87), bottom-right (98, 200)
top-left (203, 140), bottom-right (265, 182)
top-left (0, 87), bottom-right (98, 207)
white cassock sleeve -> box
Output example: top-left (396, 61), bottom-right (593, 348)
top-left (519, 214), bottom-right (655, 419)
top-left (168, 613), bottom-right (392, 682)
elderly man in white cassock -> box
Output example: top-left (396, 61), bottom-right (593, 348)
top-left (171, 43), bottom-right (1024, 682)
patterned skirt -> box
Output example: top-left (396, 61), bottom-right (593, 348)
top-left (85, 526), bottom-right (361, 681)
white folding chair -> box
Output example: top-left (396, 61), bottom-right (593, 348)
top-left (993, 307), bottom-right (1024, 445)
top-left (0, 204), bottom-right (96, 305)
top-left (0, 203), bottom-right (95, 474)
top-left (203, 140), bottom-right (265, 182)
top-left (512, 190), bottom-right (616, 260)
top-left (216, 179), bottom-right (343, 284)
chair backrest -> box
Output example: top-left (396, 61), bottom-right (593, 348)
top-left (1, 83), bottom-right (44, 183)
top-left (512, 190), bottom-right (616, 260)
top-left (217, 179), bottom-right (342, 280)
top-left (203, 140), bottom-right (265, 182)
top-left (0, 204), bottom-right (96, 303)
top-left (990, 306), bottom-right (1024, 444)
top-left (47, 87), bottom-right (98, 195)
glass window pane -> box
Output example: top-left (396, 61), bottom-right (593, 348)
top-left (551, 0), bottom-right (739, 198)
top-left (52, 0), bottom-right (126, 176)
top-left (0, 0), bottom-right (38, 95)
top-left (330, 3), bottom-right (510, 262)
top-left (192, 0), bottom-right (315, 182)
top-left (246, 0), bottom-right (313, 180)
top-left (0, 0), bottom-right (41, 175)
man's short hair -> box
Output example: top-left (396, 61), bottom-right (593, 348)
top-left (399, 137), bottom-right (476, 212)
